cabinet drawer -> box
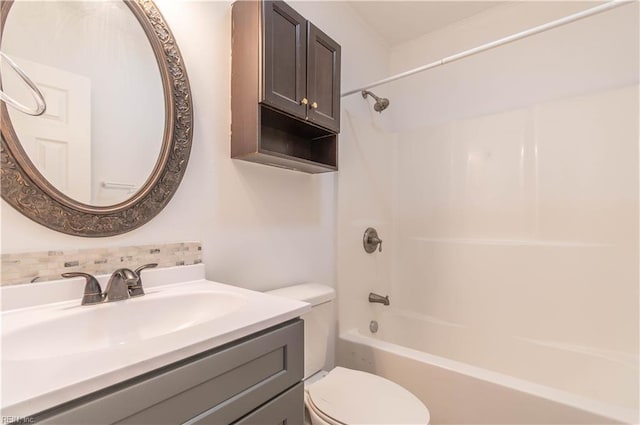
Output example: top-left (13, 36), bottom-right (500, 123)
top-left (231, 382), bottom-right (303, 425)
top-left (37, 320), bottom-right (303, 425)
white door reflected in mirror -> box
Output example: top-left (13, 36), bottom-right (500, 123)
top-left (2, 57), bottom-right (92, 202)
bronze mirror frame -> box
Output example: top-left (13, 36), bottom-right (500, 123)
top-left (0, 0), bottom-right (193, 237)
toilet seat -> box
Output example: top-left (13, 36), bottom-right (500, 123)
top-left (305, 367), bottom-right (430, 424)
top-left (305, 391), bottom-right (342, 425)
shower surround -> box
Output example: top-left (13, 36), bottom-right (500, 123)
top-left (336, 2), bottom-right (638, 423)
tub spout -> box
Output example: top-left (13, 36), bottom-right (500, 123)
top-left (369, 292), bottom-right (390, 306)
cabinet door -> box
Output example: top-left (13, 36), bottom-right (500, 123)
top-left (263, 1), bottom-right (308, 119)
top-left (306, 23), bottom-right (341, 133)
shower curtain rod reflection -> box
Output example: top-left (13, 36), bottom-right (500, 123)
top-left (341, 0), bottom-right (630, 97)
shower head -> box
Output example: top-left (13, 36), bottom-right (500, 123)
top-left (362, 90), bottom-right (390, 113)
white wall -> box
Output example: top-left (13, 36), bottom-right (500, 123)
top-left (386, 1), bottom-right (638, 410)
top-left (0, 0), bottom-right (382, 296)
top-left (387, 2), bottom-right (639, 131)
top-left (289, 0), bottom-right (395, 368)
top-left (284, 2), bottom-right (398, 337)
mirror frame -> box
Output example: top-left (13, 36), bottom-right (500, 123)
top-left (0, 0), bottom-right (193, 237)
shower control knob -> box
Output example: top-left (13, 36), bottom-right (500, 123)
top-left (300, 98), bottom-right (308, 105)
top-left (363, 227), bottom-right (383, 254)
top-left (311, 101), bottom-right (318, 109)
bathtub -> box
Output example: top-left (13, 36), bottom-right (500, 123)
top-left (337, 310), bottom-right (638, 424)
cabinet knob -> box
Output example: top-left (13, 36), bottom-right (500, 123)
top-left (311, 102), bottom-right (318, 109)
top-left (300, 98), bottom-right (309, 105)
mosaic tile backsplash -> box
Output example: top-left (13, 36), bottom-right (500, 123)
top-left (1, 242), bottom-right (202, 286)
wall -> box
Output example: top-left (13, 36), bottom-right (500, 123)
top-left (284, 2), bottom-right (398, 338)
top-left (330, 0), bottom-right (638, 339)
top-left (0, 0), bottom-right (386, 297)
top-left (386, 1), bottom-right (638, 411)
top-left (388, 1), bottom-right (639, 131)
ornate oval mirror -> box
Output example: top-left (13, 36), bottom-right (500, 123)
top-left (0, 0), bottom-right (192, 237)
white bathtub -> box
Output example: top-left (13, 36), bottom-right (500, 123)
top-left (337, 310), bottom-right (638, 424)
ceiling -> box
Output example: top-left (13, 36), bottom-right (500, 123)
top-left (348, 1), bottom-right (501, 46)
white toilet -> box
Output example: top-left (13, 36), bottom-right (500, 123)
top-left (267, 283), bottom-right (430, 425)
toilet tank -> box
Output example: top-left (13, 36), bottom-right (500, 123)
top-left (266, 283), bottom-right (335, 379)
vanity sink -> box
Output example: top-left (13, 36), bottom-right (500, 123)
top-left (3, 289), bottom-right (248, 361)
top-left (1, 264), bottom-right (310, 418)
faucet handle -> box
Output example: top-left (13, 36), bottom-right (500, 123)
top-left (129, 263), bottom-right (158, 297)
top-left (134, 263), bottom-right (158, 275)
top-left (61, 272), bottom-right (103, 305)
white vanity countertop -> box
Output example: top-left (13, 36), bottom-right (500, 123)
top-left (1, 264), bottom-right (310, 418)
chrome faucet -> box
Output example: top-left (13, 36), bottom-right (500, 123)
top-left (104, 268), bottom-right (139, 302)
top-left (368, 292), bottom-right (390, 306)
top-left (62, 263), bottom-right (157, 305)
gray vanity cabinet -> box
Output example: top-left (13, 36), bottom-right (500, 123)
top-left (35, 320), bottom-right (304, 425)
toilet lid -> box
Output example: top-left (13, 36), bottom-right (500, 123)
top-left (307, 367), bottom-right (430, 424)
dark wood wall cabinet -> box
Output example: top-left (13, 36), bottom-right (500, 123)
top-left (232, 0), bottom-right (341, 173)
